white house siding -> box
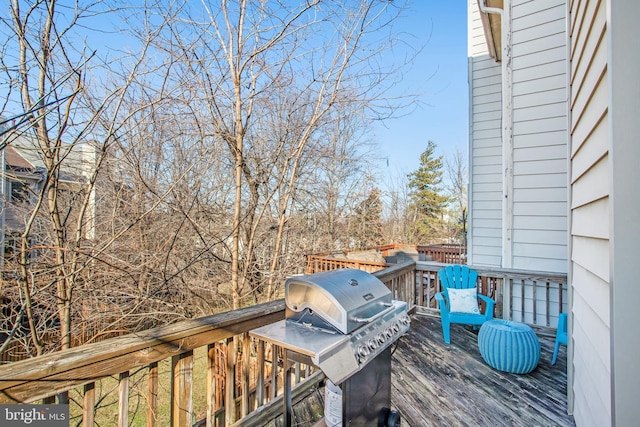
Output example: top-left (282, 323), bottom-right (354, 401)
top-left (510, 0), bottom-right (568, 274)
top-left (468, 0), bottom-right (569, 273)
top-left (608, 1), bottom-right (640, 422)
top-left (568, 0), bottom-right (611, 425)
top-left (468, 1), bottom-right (503, 267)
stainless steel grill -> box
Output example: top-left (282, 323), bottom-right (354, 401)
top-left (286, 268), bottom-right (394, 333)
top-left (250, 268), bottom-right (410, 426)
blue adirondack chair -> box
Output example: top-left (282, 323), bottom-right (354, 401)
top-left (435, 265), bottom-right (495, 344)
top-left (551, 313), bottom-right (568, 365)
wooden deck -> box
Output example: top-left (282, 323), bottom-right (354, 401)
top-left (391, 314), bottom-right (575, 427)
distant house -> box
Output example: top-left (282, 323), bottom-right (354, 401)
top-left (468, 1), bottom-right (640, 425)
top-left (0, 128), bottom-right (97, 261)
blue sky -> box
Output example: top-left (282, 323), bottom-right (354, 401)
top-left (373, 0), bottom-right (468, 177)
top-left (2, 0), bottom-right (467, 180)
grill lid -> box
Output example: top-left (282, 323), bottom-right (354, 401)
top-left (285, 268), bottom-right (392, 334)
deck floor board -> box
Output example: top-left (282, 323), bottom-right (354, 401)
top-left (391, 314), bottom-right (575, 427)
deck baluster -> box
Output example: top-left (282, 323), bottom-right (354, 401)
top-left (148, 362), bottom-right (158, 427)
top-left (256, 340), bottom-right (265, 408)
top-left (225, 338), bottom-right (236, 425)
top-left (172, 351), bottom-right (193, 427)
top-left (118, 371), bottom-right (129, 427)
top-left (83, 382), bottom-right (95, 427)
top-left (241, 333), bottom-right (250, 417)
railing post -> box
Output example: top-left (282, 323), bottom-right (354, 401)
top-left (417, 269), bottom-right (425, 307)
top-left (519, 279), bottom-right (526, 322)
top-left (545, 283), bottom-right (551, 327)
top-left (172, 350), bottom-right (194, 427)
top-left (83, 382), bottom-right (95, 427)
top-left (241, 333), bottom-right (250, 418)
top-left (148, 362), bottom-right (158, 427)
top-left (532, 280), bottom-right (538, 325)
top-left (434, 269), bottom-right (440, 308)
top-left (206, 344), bottom-right (216, 427)
top-left (270, 345), bottom-right (279, 401)
top-left (214, 342), bottom-right (227, 425)
top-left (256, 340), bottom-right (265, 408)
top-left (225, 337), bottom-right (236, 425)
top-left (501, 277), bottom-right (510, 320)
top-left (283, 354), bottom-right (293, 427)
top-left (118, 371), bottom-right (129, 427)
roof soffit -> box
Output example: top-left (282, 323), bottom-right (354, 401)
top-left (478, 0), bottom-right (503, 62)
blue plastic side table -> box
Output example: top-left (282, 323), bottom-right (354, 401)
top-left (478, 319), bottom-right (540, 374)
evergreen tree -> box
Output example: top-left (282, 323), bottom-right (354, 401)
top-left (407, 141), bottom-right (450, 242)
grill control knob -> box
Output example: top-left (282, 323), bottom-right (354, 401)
top-left (357, 345), bottom-right (369, 358)
top-left (376, 334), bottom-right (385, 345)
top-left (391, 322), bottom-right (400, 334)
top-left (368, 339), bottom-right (377, 350)
top-left (385, 328), bottom-right (393, 339)
top-left (399, 315), bottom-right (410, 326)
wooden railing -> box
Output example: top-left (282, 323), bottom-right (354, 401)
top-left (0, 261), bottom-right (565, 425)
top-left (0, 301), bottom-right (290, 426)
top-left (0, 262), bottom-right (416, 427)
top-left (374, 262), bottom-right (417, 313)
top-left (414, 261), bottom-right (568, 328)
top-left (416, 244), bottom-right (467, 264)
top-left (304, 254), bottom-right (387, 274)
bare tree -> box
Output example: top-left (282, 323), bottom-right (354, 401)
top-left (0, 0), bottom-right (184, 354)
top-left (0, 0), bottom-right (417, 364)
top-left (445, 147), bottom-right (468, 245)
top-left (159, 0), bottom-right (412, 307)
top-left (0, 0), bottom-right (109, 354)
top-left (351, 187), bottom-right (384, 249)
top-left (380, 168), bottom-right (413, 244)
top-left (299, 112), bottom-right (374, 253)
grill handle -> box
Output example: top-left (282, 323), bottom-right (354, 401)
top-left (348, 303), bottom-right (395, 324)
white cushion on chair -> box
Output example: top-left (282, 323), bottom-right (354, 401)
top-left (448, 288), bottom-right (480, 314)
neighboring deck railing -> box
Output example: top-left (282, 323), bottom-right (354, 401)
top-left (304, 254), bottom-right (387, 274)
top-left (416, 244), bottom-right (467, 264)
top-left (305, 244), bottom-right (468, 273)
top-left (0, 262), bottom-right (416, 427)
top-left (0, 261), bottom-right (565, 426)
